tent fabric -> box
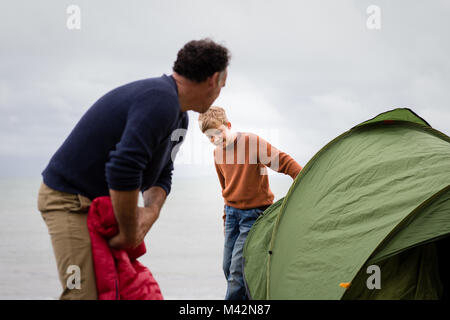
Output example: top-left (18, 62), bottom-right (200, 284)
top-left (243, 197), bottom-right (284, 299)
top-left (368, 186), bottom-right (450, 265)
top-left (342, 242), bottom-right (443, 300)
top-left (354, 108), bottom-right (431, 128)
top-left (243, 108), bottom-right (450, 300)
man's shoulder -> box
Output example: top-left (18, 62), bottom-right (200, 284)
top-left (101, 75), bottom-right (175, 103)
top-left (131, 75), bottom-right (178, 100)
top-left (125, 75), bottom-right (180, 116)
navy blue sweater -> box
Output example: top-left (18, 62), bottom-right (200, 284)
top-left (42, 74), bottom-right (188, 200)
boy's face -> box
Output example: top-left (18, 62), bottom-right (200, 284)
top-left (204, 123), bottom-right (233, 148)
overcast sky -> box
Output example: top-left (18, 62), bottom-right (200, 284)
top-left (1, 0), bottom-right (449, 178)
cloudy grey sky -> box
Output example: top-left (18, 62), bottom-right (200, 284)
top-left (1, 0), bottom-right (449, 178)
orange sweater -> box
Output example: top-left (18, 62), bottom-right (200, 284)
top-left (214, 132), bottom-right (302, 210)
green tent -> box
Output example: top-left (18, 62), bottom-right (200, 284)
top-left (243, 108), bottom-right (450, 300)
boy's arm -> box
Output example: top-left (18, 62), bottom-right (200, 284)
top-left (257, 135), bottom-right (302, 179)
top-left (214, 161), bottom-right (226, 191)
top-left (214, 150), bottom-right (227, 225)
top-left (214, 162), bottom-right (227, 225)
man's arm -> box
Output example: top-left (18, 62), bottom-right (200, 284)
top-left (108, 188), bottom-right (140, 249)
top-left (105, 93), bottom-right (177, 249)
top-left (108, 186), bottom-right (167, 249)
top-left (141, 185), bottom-right (167, 231)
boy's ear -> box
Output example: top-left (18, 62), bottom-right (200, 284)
top-left (227, 122), bottom-right (232, 129)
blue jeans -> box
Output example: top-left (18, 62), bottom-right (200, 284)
top-left (223, 205), bottom-right (263, 300)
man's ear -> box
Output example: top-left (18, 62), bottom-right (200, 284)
top-left (209, 72), bottom-right (220, 88)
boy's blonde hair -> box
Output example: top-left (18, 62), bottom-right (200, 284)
top-left (198, 106), bottom-right (229, 133)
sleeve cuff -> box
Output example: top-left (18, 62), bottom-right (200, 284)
top-left (152, 183), bottom-right (170, 196)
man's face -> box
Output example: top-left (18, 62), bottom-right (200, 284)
top-left (198, 69), bottom-right (227, 113)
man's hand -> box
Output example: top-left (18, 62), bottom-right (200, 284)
top-left (108, 186), bottom-right (166, 250)
top-left (108, 231), bottom-right (133, 250)
top-left (108, 206), bottom-right (160, 250)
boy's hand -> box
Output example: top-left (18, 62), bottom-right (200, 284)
top-left (223, 211), bottom-right (226, 236)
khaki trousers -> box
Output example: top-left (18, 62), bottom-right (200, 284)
top-left (38, 182), bottom-right (98, 300)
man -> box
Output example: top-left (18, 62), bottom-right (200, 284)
top-left (38, 39), bottom-right (230, 300)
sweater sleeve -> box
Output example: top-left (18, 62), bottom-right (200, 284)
top-left (213, 149), bottom-right (227, 223)
top-left (152, 112), bottom-right (188, 196)
top-left (256, 135), bottom-right (302, 179)
top-left (152, 159), bottom-right (173, 196)
top-left (213, 150), bottom-right (226, 191)
top-left (105, 91), bottom-right (179, 191)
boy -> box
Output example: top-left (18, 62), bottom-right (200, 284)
top-left (198, 106), bottom-right (302, 300)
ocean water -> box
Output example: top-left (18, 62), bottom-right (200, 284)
top-left (0, 175), bottom-right (293, 300)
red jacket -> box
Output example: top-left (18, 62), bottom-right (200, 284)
top-left (87, 196), bottom-right (163, 300)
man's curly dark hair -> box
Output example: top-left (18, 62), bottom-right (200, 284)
top-left (173, 39), bottom-right (231, 83)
